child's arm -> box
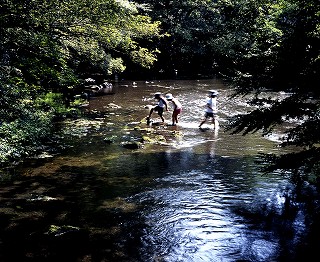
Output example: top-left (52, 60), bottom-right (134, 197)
top-left (163, 98), bottom-right (168, 111)
top-left (172, 100), bottom-right (177, 110)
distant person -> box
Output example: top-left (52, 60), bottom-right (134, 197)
top-left (199, 90), bottom-right (218, 129)
top-left (165, 93), bottom-right (182, 126)
top-left (147, 92), bottom-right (168, 124)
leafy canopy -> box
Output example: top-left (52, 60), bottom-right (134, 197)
top-left (1, 0), bottom-right (164, 89)
top-left (0, 0), bottom-right (164, 163)
top-left (221, 0), bottom-right (320, 185)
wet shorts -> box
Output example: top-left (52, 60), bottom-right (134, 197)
top-left (174, 108), bottom-right (182, 115)
top-left (154, 106), bottom-right (164, 115)
top-left (205, 112), bottom-right (216, 118)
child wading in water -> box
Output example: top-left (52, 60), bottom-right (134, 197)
top-left (147, 92), bottom-right (168, 124)
top-left (165, 93), bottom-right (182, 126)
top-left (199, 90), bottom-right (218, 129)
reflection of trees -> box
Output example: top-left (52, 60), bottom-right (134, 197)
top-left (133, 0), bottom-right (320, 187)
top-left (225, 0), bottom-right (320, 187)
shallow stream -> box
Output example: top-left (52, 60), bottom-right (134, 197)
top-left (0, 79), bottom-right (319, 261)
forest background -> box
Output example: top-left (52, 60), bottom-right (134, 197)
top-left (1, 0), bottom-right (319, 187)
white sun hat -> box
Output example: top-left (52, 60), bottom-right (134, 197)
top-left (165, 93), bottom-right (173, 100)
top-left (208, 90), bottom-right (219, 96)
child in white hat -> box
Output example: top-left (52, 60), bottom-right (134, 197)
top-left (165, 93), bottom-right (182, 126)
top-left (199, 90), bottom-right (218, 129)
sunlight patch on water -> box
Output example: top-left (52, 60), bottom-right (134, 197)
top-left (171, 138), bottom-right (220, 149)
top-left (150, 156), bottom-right (295, 258)
top-left (136, 168), bottom-right (282, 261)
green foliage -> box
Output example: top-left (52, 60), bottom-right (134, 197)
top-left (134, 0), bottom-right (221, 76)
top-left (0, 80), bottom-right (81, 163)
top-left (134, 0), bottom-right (286, 77)
top-left (223, 0), bottom-right (320, 186)
top-left (0, 0), bottom-right (164, 164)
top-left (1, 0), bottom-right (164, 88)
top-left (136, 0), bottom-right (320, 186)
top-left (0, 75), bottom-right (53, 163)
top-left (37, 92), bottom-right (81, 117)
top-left (1, 0), bottom-right (319, 187)
top-left (130, 48), bottom-right (160, 68)
top-left (0, 111), bottom-right (52, 162)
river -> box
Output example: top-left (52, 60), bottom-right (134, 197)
top-left (0, 79), bottom-right (319, 261)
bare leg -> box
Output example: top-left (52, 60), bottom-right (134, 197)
top-left (159, 113), bottom-right (165, 122)
top-left (148, 108), bottom-right (154, 118)
top-left (174, 114), bottom-right (179, 124)
top-left (199, 118), bottom-right (207, 128)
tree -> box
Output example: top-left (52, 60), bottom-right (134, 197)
top-left (138, 0), bottom-right (320, 186)
top-left (133, 0), bottom-right (222, 78)
top-left (1, 0), bottom-right (164, 87)
top-left (0, 0), bottom-right (164, 163)
top-left (223, 0), bottom-right (320, 186)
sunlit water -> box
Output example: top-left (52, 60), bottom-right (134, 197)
top-left (0, 79), bottom-right (318, 262)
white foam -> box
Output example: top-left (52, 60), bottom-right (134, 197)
top-left (177, 121), bottom-right (219, 130)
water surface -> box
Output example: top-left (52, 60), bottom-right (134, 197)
top-left (0, 79), bottom-right (317, 262)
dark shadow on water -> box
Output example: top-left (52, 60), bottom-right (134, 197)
top-left (0, 151), bottom-right (319, 262)
top-left (1, 79), bottom-right (320, 261)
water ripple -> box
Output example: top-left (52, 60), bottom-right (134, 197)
top-left (135, 168), bottom-right (287, 261)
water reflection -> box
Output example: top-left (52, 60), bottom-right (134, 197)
top-left (0, 79), bottom-right (315, 261)
top-left (132, 153), bottom-right (289, 262)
